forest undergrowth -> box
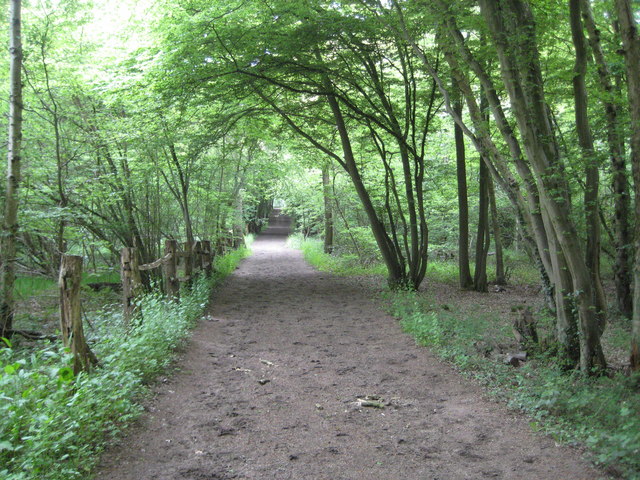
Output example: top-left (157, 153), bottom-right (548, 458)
top-left (294, 235), bottom-right (640, 479)
top-left (0, 245), bottom-right (251, 480)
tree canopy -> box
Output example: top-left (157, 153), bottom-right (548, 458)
top-left (2, 0), bottom-right (640, 375)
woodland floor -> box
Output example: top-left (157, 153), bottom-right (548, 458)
top-left (94, 214), bottom-right (607, 480)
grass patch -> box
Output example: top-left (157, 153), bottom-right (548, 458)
top-left (292, 235), bottom-right (541, 287)
top-left (82, 271), bottom-right (121, 285)
top-left (0, 245), bottom-right (251, 480)
top-left (15, 270), bottom-right (121, 299)
top-left (288, 234), bottom-right (387, 277)
top-left (14, 277), bottom-right (56, 299)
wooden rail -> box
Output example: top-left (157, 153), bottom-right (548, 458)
top-left (121, 239), bottom-right (214, 321)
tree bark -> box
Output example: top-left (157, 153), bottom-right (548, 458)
top-left (1, 0), bottom-right (23, 339)
top-left (320, 77), bottom-right (406, 288)
top-left (580, 0), bottom-right (633, 317)
top-left (479, 0), bottom-right (606, 372)
top-left (488, 177), bottom-right (506, 285)
top-left (163, 239), bottom-right (179, 301)
top-left (232, 190), bottom-right (246, 249)
top-left (474, 156), bottom-right (490, 292)
top-left (569, 0), bottom-right (607, 332)
top-left (59, 255), bottom-right (95, 374)
top-left (614, 0), bottom-right (640, 370)
top-left (121, 247), bottom-right (143, 323)
top-left (453, 87), bottom-right (473, 289)
top-left (322, 163), bottom-right (334, 254)
top-left (431, 21), bottom-right (554, 302)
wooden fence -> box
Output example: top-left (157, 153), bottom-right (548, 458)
top-left (58, 239), bottom-right (215, 373)
top-left (121, 240), bottom-right (214, 321)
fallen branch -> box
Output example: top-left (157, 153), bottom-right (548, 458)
top-left (8, 329), bottom-right (57, 341)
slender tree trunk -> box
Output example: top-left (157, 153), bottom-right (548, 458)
top-left (614, 0), bottom-right (640, 370)
top-left (1, 0), bottom-right (22, 339)
top-left (322, 163), bottom-right (334, 254)
top-left (542, 206), bottom-right (580, 365)
top-left (474, 88), bottom-right (491, 292)
top-left (569, 0), bottom-right (607, 332)
top-left (488, 177), bottom-right (505, 285)
top-left (432, 23), bottom-right (554, 305)
top-left (474, 157), bottom-right (490, 292)
top-left (315, 72), bottom-right (406, 288)
top-left (42, 39), bottom-right (67, 270)
top-left (232, 190), bottom-right (245, 249)
top-left (580, 0), bottom-right (633, 317)
top-left (453, 87), bottom-right (473, 289)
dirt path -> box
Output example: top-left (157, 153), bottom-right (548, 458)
top-left (95, 213), bottom-right (605, 480)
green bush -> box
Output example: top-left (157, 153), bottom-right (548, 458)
top-left (0, 246), bottom-right (250, 480)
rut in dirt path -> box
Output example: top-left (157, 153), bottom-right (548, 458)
top-left (95, 211), bottom-right (605, 480)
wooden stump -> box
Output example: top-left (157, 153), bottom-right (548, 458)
top-left (513, 307), bottom-right (538, 348)
top-left (163, 239), bottom-right (179, 301)
top-left (59, 255), bottom-right (95, 374)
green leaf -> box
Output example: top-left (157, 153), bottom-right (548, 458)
top-left (57, 367), bottom-right (75, 383)
top-left (0, 440), bottom-right (15, 451)
top-left (3, 363), bottom-right (20, 375)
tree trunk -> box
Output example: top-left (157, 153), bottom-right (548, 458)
top-left (322, 80), bottom-right (406, 288)
top-left (569, 0), bottom-right (607, 332)
top-left (163, 239), bottom-right (179, 301)
top-left (474, 156), bottom-right (490, 292)
top-left (614, 0), bottom-right (640, 370)
top-left (431, 19), bottom-right (555, 305)
top-left (488, 176), bottom-right (506, 285)
top-left (479, 0), bottom-right (606, 372)
top-left (453, 87), bottom-right (473, 289)
top-left (59, 255), bottom-right (95, 374)
top-left (1, 0), bottom-right (23, 339)
top-left (121, 247), bottom-right (143, 323)
top-left (168, 143), bottom-right (195, 248)
top-left (322, 163), bottom-right (334, 254)
top-left (581, 0), bottom-right (633, 318)
top-left (542, 207), bottom-right (580, 364)
top-left (232, 191), bottom-right (246, 249)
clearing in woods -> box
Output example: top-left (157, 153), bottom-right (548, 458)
top-left (95, 212), bottom-right (604, 480)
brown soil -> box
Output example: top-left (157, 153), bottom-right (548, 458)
top-left (95, 214), bottom-right (606, 480)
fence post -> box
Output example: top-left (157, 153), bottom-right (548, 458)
top-left (59, 255), bottom-right (95, 374)
top-left (163, 239), bottom-right (179, 301)
top-left (202, 240), bottom-right (213, 277)
top-left (194, 241), bottom-right (203, 272)
top-left (183, 241), bottom-right (193, 286)
top-left (121, 247), bottom-right (142, 322)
